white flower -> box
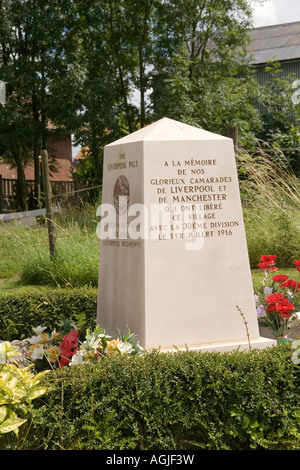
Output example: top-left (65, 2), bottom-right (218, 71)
top-left (32, 326), bottom-right (47, 335)
top-left (291, 340), bottom-right (300, 364)
top-left (80, 333), bottom-right (102, 352)
top-left (292, 339), bottom-right (300, 350)
top-left (30, 345), bottom-right (44, 360)
top-left (292, 351), bottom-right (300, 365)
top-left (288, 312), bottom-right (300, 328)
top-left (256, 305), bottom-right (267, 318)
top-left (89, 333), bottom-right (102, 347)
top-left (118, 342), bottom-right (133, 355)
top-left (28, 334), bottom-right (42, 344)
top-left (264, 287), bottom-right (273, 297)
top-left (70, 351), bottom-right (85, 366)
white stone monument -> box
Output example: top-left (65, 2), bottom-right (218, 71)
top-left (97, 118), bottom-right (276, 352)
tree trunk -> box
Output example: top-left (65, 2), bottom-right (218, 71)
top-left (91, 139), bottom-right (103, 184)
top-left (33, 142), bottom-right (42, 208)
top-left (12, 148), bottom-right (28, 211)
top-left (118, 66), bottom-right (134, 133)
top-left (32, 94), bottom-right (42, 208)
top-left (139, 44), bottom-right (145, 128)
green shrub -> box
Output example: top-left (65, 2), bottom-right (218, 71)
top-left (0, 287), bottom-right (97, 341)
top-left (0, 362), bottom-right (49, 450)
top-left (13, 345), bottom-right (300, 450)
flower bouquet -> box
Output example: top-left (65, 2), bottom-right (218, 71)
top-left (255, 255), bottom-right (300, 342)
top-left (26, 318), bottom-right (81, 370)
top-left (25, 318), bottom-right (144, 371)
top-left (70, 325), bottom-right (143, 366)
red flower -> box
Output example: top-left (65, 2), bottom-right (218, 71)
top-left (266, 303), bottom-right (278, 312)
top-left (276, 298), bottom-right (295, 318)
top-left (59, 330), bottom-right (79, 368)
top-left (293, 259), bottom-right (300, 272)
top-left (258, 262), bottom-right (270, 270)
top-left (281, 279), bottom-right (300, 291)
top-left (268, 266), bottom-right (278, 272)
top-left (260, 255), bottom-right (277, 265)
top-left (265, 292), bottom-right (284, 304)
top-left (272, 274), bottom-right (289, 283)
top-left (258, 255), bottom-right (277, 271)
top-left (264, 288), bottom-right (295, 319)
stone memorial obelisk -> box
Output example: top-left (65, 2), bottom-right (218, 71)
top-left (97, 118), bottom-right (276, 351)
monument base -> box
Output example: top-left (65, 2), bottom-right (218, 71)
top-left (154, 336), bottom-right (277, 354)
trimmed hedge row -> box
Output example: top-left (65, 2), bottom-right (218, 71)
top-left (0, 287), bottom-right (98, 340)
top-left (12, 345), bottom-right (300, 450)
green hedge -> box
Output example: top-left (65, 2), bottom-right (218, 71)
top-left (0, 287), bottom-right (98, 341)
top-left (11, 345), bottom-right (300, 450)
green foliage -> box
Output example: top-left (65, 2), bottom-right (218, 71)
top-left (72, 148), bottom-right (102, 188)
top-left (0, 0), bottom-right (81, 208)
top-left (244, 208), bottom-right (300, 268)
top-left (11, 345), bottom-right (300, 450)
top-left (20, 235), bottom-right (99, 288)
top-left (2, 0), bottom-right (300, 192)
top-left (238, 149), bottom-right (300, 268)
top-left (151, 0), bottom-right (260, 141)
top-left (258, 61), bottom-right (299, 137)
top-left (0, 362), bottom-right (49, 450)
top-left (0, 217), bottom-right (100, 287)
top-left (0, 287), bottom-right (97, 341)
top-left (267, 127), bottom-right (300, 178)
top-left (253, 61), bottom-right (300, 177)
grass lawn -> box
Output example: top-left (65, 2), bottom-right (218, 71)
top-left (0, 209), bottom-right (100, 289)
top-left (251, 267), bottom-right (297, 286)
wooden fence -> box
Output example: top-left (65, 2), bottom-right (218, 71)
top-left (0, 176), bottom-right (77, 213)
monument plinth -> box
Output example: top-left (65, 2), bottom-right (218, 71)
top-left (97, 118), bottom-right (276, 352)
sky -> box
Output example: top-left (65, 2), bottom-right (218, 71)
top-left (252, 0), bottom-right (300, 27)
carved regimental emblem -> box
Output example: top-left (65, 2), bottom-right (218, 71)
top-left (114, 175), bottom-right (130, 215)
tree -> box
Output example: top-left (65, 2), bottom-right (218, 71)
top-left (0, 96), bottom-right (33, 209)
top-left (122, 0), bottom-right (156, 127)
top-left (256, 61), bottom-right (300, 139)
top-left (66, 0), bottom-right (268, 186)
top-left (69, 0), bottom-right (157, 186)
top-left (151, 0), bottom-right (263, 143)
top-left (65, 0), bottom-right (127, 186)
top-left (0, 0), bottom-right (38, 208)
top-left (0, 0), bottom-right (79, 208)
top-left (1, 0), bottom-right (276, 197)
top-left (251, 61), bottom-right (300, 177)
